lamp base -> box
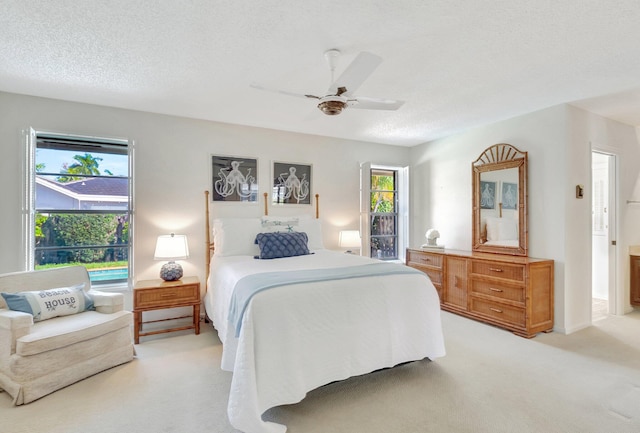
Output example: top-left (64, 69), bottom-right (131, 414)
top-left (160, 261), bottom-right (183, 281)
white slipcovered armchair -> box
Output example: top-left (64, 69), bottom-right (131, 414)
top-left (0, 266), bottom-right (134, 405)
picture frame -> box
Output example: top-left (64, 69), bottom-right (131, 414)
top-left (501, 182), bottom-right (518, 210)
top-left (272, 161), bottom-right (312, 205)
top-left (210, 155), bottom-right (258, 202)
top-left (480, 180), bottom-right (496, 210)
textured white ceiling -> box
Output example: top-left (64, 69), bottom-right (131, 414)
top-left (2, 1), bottom-right (640, 146)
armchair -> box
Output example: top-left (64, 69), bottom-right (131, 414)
top-left (0, 266), bottom-right (134, 405)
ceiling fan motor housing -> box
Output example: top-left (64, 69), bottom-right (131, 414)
top-left (317, 95), bottom-right (348, 115)
top-left (318, 100), bottom-right (346, 115)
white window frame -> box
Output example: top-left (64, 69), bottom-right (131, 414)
top-left (23, 128), bottom-right (134, 290)
top-left (360, 163), bottom-right (409, 262)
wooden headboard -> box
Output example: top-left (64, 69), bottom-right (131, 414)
top-left (204, 191), bottom-right (320, 282)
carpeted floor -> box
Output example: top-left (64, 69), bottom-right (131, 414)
top-left (592, 297), bottom-right (608, 321)
top-left (2, 310), bottom-right (640, 433)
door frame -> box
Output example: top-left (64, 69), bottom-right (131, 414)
top-left (591, 147), bottom-right (619, 316)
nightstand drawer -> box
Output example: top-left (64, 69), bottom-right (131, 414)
top-left (135, 284), bottom-right (199, 308)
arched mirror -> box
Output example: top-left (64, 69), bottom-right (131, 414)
top-left (472, 143), bottom-right (528, 256)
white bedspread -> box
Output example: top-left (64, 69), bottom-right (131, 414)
top-left (205, 250), bottom-right (445, 433)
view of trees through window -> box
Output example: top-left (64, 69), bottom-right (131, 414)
top-left (370, 169), bottom-right (398, 259)
top-left (32, 135), bottom-right (131, 285)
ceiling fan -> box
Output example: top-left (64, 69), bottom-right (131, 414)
top-left (251, 49), bottom-right (404, 116)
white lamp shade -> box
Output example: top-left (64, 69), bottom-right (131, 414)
top-left (339, 230), bottom-right (361, 249)
top-left (154, 234), bottom-right (189, 260)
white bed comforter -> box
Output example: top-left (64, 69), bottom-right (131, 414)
top-left (205, 250), bottom-right (445, 433)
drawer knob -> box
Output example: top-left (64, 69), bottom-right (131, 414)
top-left (422, 258), bottom-right (430, 262)
top-left (161, 293), bottom-right (175, 297)
top-left (489, 307), bottom-right (503, 313)
top-left (489, 287), bottom-right (503, 292)
top-left (489, 267), bottom-right (503, 272)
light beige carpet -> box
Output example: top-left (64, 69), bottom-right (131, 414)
top-left (2, 310), bottom-right (640, 433)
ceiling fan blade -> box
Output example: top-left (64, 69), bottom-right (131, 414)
top-left (250, 83), bottom-right (319, 99)
top-left (327, 51), bottom-right (382, 96)
top-left (349, 96), bottom-right (405, 111)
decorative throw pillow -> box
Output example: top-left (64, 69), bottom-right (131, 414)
top-left (260, 216), bottom-right (300, 233)
top-left (260, 216), bottom-right (324, 250)
top-left (1, 284), bottom-right (94, 322)
top-left (254, 232), bottom-right (310, 259)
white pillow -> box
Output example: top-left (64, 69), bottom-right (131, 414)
top-left (297, 218), bottom-right (324, 250)
top-left (485, 217), bottom-right (499, 241)
top-left (486, 217), bottom-right (518, 241)
top-left (213, 218), bottom-right (261, 256)
top-left (497, 218), bottom-right (518, 241)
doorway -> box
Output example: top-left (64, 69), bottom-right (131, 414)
top-left (591, 151), bottom-right (616, 321)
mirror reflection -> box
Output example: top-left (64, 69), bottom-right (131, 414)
top-left (480, 167), bottom-right (519, 247)
top-left (472, 143), bottom-right (528, 256)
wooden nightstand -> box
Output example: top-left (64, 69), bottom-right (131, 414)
top-left (133, 276), bottom-right (201, 344)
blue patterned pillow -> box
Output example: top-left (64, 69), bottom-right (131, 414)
top-left (254, 232), bottom-right (310, 259)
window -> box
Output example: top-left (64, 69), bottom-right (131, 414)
top-left (25, 130), bottom-right (133, 287)
top-left (360, 163), bottom-right (408, 261)
top-left (370, 169), bottom-right (398, 259)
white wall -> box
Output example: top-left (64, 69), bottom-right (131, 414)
top-left (409, 105), bottom-right (569, 329)
top-left (566, 105), bottom-right (640, 320)
top-left (0, 91), bottom-right (411, 290)
top-left (409, 104), bottom-right (640, 333)
top-left (3, 91), bottom-right (639, 333)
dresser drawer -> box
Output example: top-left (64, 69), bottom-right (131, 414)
top-left (407, 250), bottom-right (443, 269)
top-left (135, 284), bottom-right (199, 308)
top-left (470, 297), bottom-right (525, 327)
top-left (422, 268), bottom-right (443, 286)
top-left (471, 279), bottom-right (524, 303)
top-left (472, 261), bottom-right (524, 282)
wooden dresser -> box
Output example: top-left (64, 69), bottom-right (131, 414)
top-left (406, 248), bottom-right (554, 338)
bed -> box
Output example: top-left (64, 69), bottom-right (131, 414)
top-left (203, 192), bottom-right (445, 433)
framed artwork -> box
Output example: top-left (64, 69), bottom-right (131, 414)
top-left (502, 182), bottom-right (518, 210)
top-left (211, 155), bottom-right (258, 202)
top-left (272, 161), bottom-right (312, 205)
top-left (480, 181), bottom-right (496, 210)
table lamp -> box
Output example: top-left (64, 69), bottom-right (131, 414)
top-left (339, 230), bottom-right (361, 254)
top-left (154, 233), bottom-right (189, 281)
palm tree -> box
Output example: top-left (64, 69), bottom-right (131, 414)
top-left (371, 172), bottom-right (395, 214)
top-left (57, 153), bottom-right (109, 182)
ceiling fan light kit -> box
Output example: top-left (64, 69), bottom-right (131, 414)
top-left (252, 49), bottom-right (404, 116)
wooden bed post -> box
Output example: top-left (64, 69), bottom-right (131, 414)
top-left (315, 194), bottom-right (319, 219)
top-left (205, 190), bottom-right (212, 282)
top-left (263, 192), bottom-right (268, 216)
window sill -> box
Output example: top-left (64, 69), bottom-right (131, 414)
top-left (91, 282), bottom-right (130, 292)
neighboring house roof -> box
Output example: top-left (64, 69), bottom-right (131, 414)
top-left (59, 177), bottom-right (128, 197)
top-left (36, 176), bottom-right (128, 205)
